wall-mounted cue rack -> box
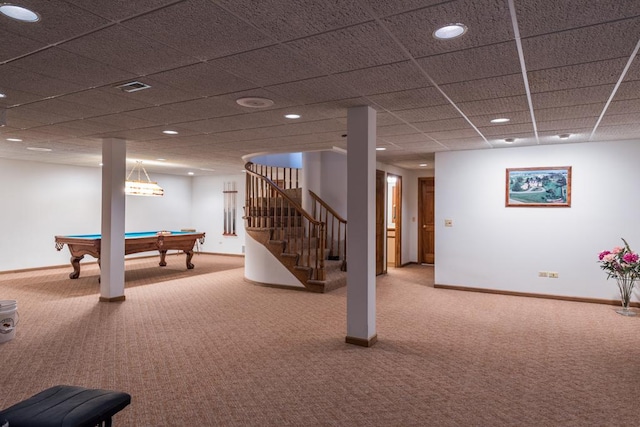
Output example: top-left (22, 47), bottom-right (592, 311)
top-left (223, 181), bottom-right (238, 236)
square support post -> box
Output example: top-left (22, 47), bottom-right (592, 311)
top-left (346, 106), bottom-right (377, 347)
top-left (100, 138), bottom-right (126, 302)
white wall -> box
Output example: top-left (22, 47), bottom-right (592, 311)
top-left (191, 174), bottom-right (246, 255)
top-left (0, 158), bottom-right (193, 272)
top-left (435, 140), bottom-right (640, 302)
top-left (319, 150), bottom-right (348, 219)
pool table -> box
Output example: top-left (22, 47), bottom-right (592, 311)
top-left (54, 231), bottom-right (206, 279)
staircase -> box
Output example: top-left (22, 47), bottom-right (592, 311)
top-left (244, 162), bottom-right (347, 293)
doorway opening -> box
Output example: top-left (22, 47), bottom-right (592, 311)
top-left (386, 173), bottom-right (402, 269)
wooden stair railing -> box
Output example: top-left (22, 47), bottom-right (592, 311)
top-left (244, 162), bottom-right (326, 282)
top-left (308, 190), bottom-right (347, 272)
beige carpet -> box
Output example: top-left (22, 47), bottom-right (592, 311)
top-left (1, 254), bottom-right (639, 426)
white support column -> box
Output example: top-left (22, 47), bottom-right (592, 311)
top-left (346, 105), bottom-right (377, 347)
top-left (100, 138), bottom-right (126, 302)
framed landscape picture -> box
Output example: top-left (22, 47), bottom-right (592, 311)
top-left (505, 166), bottom-right (572, 207)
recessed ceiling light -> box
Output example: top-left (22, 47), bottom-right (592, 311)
top-left (236, 97), bottom-right (274, 108)
top-left (156, 158), bottom-right (166, 161)
top-left (0, 4), bottom-right (40, 22)
top-left (7, 138), bottom-right (22, 142)
top-left (504, 138), bottom-right (515, 144)
top-left (285, 114), bottom-right (301, 119)
top-left (0, 93), bottom-right (6, 98)
top-left (99, 163), bottom-right (103, 166)
top-left (188, 172), bottom-right (194, 176)
top-left (433, 23), bottom-right (467, 40)
top-left (491, 118), bottom-right (510, 124)
top-left (162, 130), bottom-right (178, 135)
top-left (26, 147), bottom-right (51, 152)
top-left (419, 163), bottom-right (428, 167)
top-left (558, 133), bottom-right (571, 140)
top-left (376, 147), bottom-right (386, 151)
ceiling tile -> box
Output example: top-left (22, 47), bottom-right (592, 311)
top-left (531, 85), bottom-right (614, 110)
top-left (613, 80), bottom-right (640, 100)
top-left (425, 128), bottom-right (480, 141)
top-left (380, 133), bottom-right (437, 145)
top-left (0, 65), bottom-right (85, 100)
top-left (123, 0), bottom-right (274, 61)
top-left (527, 59), bottom-right (626, 93)
top-left (522, 19), bottom-right (640, 71)
top-left (265, 76), bottom-right (360, 104)
top-left (363, 0), bottom-right (444, 18)
top-left (515, 0), bottom-right (640, 37)
top-left (18, 98), bottom-right (118, 120)
top-left (60, 25), bottom-right (199, 75)
top-left (58, 89), bottom-right (155, 115)
top-left (0, 1), bottom-right (109, 46)
top-left (534, 104), bottom-right (603, 122)
top-left (124, 106), bottom-right (192, 125)
top-left (285, 22), bottom-right (407, 74)
top-left (394, 104), bottom-right (460, 122)
top-left (440, 138), bottom-right (492, 150)
top-left (476, 123), bottom-right (536, 137)
top-left (213, 0), bottom-right (372, 41)
top-left (63, 0), bottom-right (182, 21)
top-left (0, 28), bottom-right (43, 62)
top-left (598, 112), bottom-right (640, 127)
top-left (8, 105), bottom-right (81, 125)
top-left (107, 77), bottom-right (202, 106)
top-left (368, 87), bottom-right (448, 111)
top-left (378, 124), bottom-right (421, 137)
top-left (537, 118), bottom-right (598, 132)
top-left (592, 125), bottom-right (640, 141)
top-left (440, 74), bottom-right (527, 103)
top-left (606, 99), bottom-right (640, 115)
top-left (417, 41), bottom-right (521, 85)
top-left (381, 0), bottom-right (513, 59)
top-left (333, 61), bottom-right (430, 96)
top-left (211, 45), bottom-right (325, 87)
top-left (9, 48), bottom-right (136, 87)
top-left (457, 95), bottom-right (530, 116)
top-left (83, 113), bottom-right (159, 131)
top-left (147, 62), bottom-right (258, 97)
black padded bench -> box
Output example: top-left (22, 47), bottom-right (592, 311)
top-left (0, 385), bottom-right (131, 427)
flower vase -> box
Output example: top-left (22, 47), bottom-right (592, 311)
top-left (615, 276), bottom-right (636, 317)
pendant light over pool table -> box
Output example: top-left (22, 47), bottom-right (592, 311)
top-left (125, 161), bottom-right (164, 196)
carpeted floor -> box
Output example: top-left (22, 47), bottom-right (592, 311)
top-left (1, 254), bottom-right (639, 426)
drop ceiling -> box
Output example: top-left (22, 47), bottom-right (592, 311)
top-left (0, 0), bottom-right (639, 176)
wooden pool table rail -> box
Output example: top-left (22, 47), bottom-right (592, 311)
top-left (54, 232), bottom-right (205, 279)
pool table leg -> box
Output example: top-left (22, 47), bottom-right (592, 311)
top-left (69, 255), bottom-right (83, 279)
top-left (159, 250), bottom-right (167, 267)
top-left (185, 250), bottom-right (195, 269)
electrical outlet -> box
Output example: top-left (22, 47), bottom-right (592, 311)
top-left (538, 271), bottom-right (548, 278)
top-left (444, 219), bottom-right (453, 227)
top-left (548, 272), bottom-right (559, 278)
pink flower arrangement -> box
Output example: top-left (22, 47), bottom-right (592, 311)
top-left (598, 238), bottom-right (640, 280)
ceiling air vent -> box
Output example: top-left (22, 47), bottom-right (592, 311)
top-left (116, 81), bottom-right (151, 93)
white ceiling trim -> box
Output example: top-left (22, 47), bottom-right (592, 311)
top-left (589, 37), bottom-right (640, 141)
top-left (508, 0), bottom-right (539, 144)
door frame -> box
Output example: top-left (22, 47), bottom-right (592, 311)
top-left (387, 173), bottom-right (402, 268)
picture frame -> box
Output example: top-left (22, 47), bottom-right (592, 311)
top-left (505, 166), bottom-right (572, 207)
